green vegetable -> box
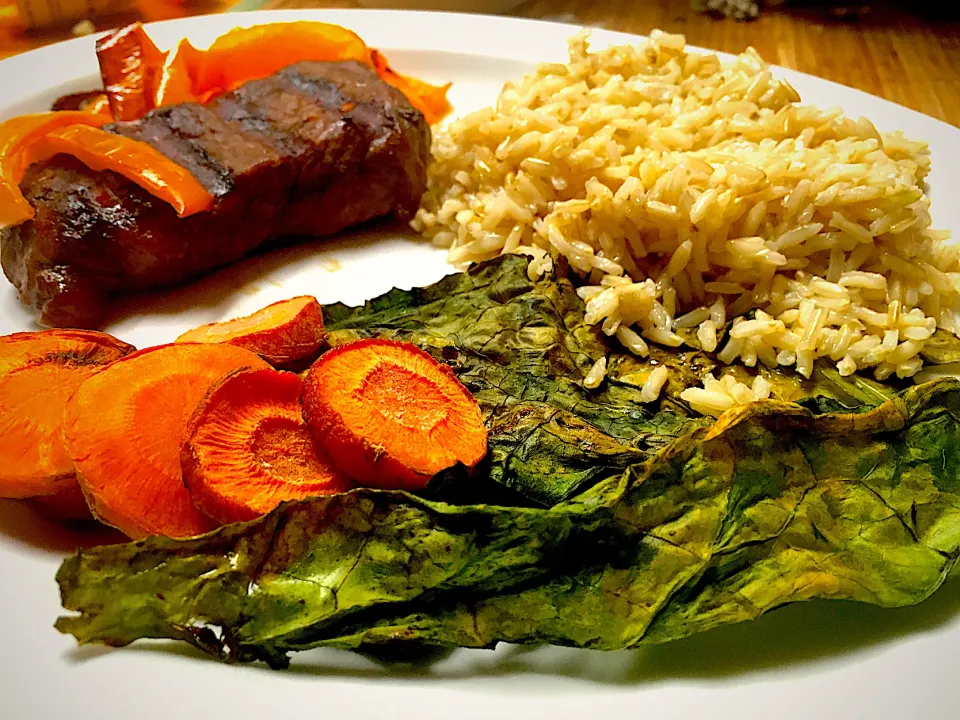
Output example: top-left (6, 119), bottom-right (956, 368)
top-left (54, 256), bottom-right (960, 667)
top-left (325, 256), bottom-right (714, 506)
top-left (321, 256), bottom-right (894, 505)
top-left (56, 378), bottom-right (960, 667)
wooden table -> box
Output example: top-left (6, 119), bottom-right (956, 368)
top-left (268, 0), bottom-right (960, 126)
top-left (1, 0), bottom-right (957, 126)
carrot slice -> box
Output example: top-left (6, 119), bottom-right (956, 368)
top-left (0, 329), bottom-right (135, 500)
top-left (175, 296), bottom-right (326, 368)
top-left (302, 339), bottom-right (487, 490)
top-left (63, 343), bottom-right (269, 539)
top-left (182, 367), bottom-right (352, 524)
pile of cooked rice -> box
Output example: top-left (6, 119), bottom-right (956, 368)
top-left (412, 29), bottom-right (956, 407)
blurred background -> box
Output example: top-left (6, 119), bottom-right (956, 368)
top-left (0, 0), bottom-right (957, 126)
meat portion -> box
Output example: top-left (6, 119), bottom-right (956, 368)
top-left (2, 60), bottom-right (431, 328)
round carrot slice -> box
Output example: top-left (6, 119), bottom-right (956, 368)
top-left (175, 296), bottom-right (326, 367)
top-left (0, 329), bottom-right (135, 500)
top-left (302, 338), bottom-right (487, 490)
top-left (63, 343), bottom-right (269, 539)
top-left (182, 367), bottom-right (353, 524)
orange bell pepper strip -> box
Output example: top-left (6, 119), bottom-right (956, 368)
top-left (23, 125), bottom-right (214, 218)
top-left (155, 38), bottom-right (204, 109)
top-left (0, 114), bottom-right (213, 227)
top-left (370, 49), bottom-right (452, 126)
top-left (191, 22), bottom-right (374, 101)
top-left (0, 112), bottom-right (111, 227)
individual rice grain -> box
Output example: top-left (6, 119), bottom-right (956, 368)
top-left (583, 356), bottom-right (607, 389)
top-left (640, 366), bottom-right (670, 403)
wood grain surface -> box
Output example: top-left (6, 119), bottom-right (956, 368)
top-left (1, 0), bottom-right (956, 125)
top-left (268, 0), bottom-right (960, 126)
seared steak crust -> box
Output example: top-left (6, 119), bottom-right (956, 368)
top-left (2, 60), bottom-right (431, 328)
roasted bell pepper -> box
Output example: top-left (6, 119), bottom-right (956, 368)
top-left (96, 21), bottom-right (452, 125)
top-left (188, 23), bottom-right (451, 123)
top-left (96, 23), bottom-right (167, 122)
top-left (191, 22), bottom-right (373, 100)
top-left (0, 114), bottom-right (213, 227)
top-left (370, 49), bottom-right (452, 126)
top-left (2, 20), bottom-right (449, 229)
top-left (0, 112), bottom-right (111, 227)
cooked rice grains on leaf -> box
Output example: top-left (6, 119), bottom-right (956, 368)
top-left (414, 29), bottom-right (955, 383)
top-left (55, 377), bottom-right (960, 667)
top-left (55, 257), bottom-right (960, 664)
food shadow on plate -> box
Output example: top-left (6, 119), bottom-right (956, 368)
top-left (0, 499), bottom-right (125, 553)
top-left (63, 578), bottom-right (960, 686)
top-left (103, 217), bottom-right (420, 332)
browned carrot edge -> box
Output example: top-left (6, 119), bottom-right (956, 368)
top-left (0, 329), bottom-right (135, 502)
top-left (175, 296), bottom-right (326, 369)
top-left (62, 343), bottom-right (270, 539)
top-left (302, 338), bottom-right (487, 490)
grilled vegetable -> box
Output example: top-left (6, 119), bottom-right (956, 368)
top-left (53, 256), bottom-right (960, 666)
top-left (182, 367), bottom-right (352, 524)
top-left (176, 296), bottom-right (326, 368)
top-left (63, 343), bottom-right (269, 539)
top-left (303, 338), bottom-right (488, 490)
top-left (0, 329), bottom-right (134, 501)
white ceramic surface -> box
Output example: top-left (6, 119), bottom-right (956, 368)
top-left (1, 9), bottom-right (959, 720)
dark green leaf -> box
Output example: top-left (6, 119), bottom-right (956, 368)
top-left (56, 380), bottom-right (960, 666)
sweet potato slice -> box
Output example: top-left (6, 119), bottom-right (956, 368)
top-left (63, 343), bottom-right (269, 539)
top-left (175, 296), bottom-right (326, 368)
top-left (0, 329), bottom-right (135, 500)
top-left (302, 339), bottom-right (487, 490)
top-left (182, 367), bottom-right (353, 524)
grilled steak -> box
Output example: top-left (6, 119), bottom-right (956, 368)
top-left (2, 60), bottom-right (431, 328)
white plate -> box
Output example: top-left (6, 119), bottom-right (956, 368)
top-left (2, 9), bottom-right (959, 720)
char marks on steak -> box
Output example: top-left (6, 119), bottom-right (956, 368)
top-left (2, 60), bottom-right (431, 328)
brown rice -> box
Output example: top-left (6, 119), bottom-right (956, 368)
top-left (412, 29), bottom-right (955, 388)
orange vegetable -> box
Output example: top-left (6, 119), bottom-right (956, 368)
top-left (0, 112), bottom-right (111, 227)
top-left (63, 343), bottom-right (270, 539)
top-left (96, 21), bottom-right (452, 124)
top-left (96, 23), bottom-right (167, 122)
top-left (155, 38), bottom-right (204, 108)
top-left (192, 22), bottom-right (372, 101)
top-left (0, 329), bottom-right (135, 501)
top-left (175, 296), bottom-right (327, 368)
top-left (370, 49), bottom-right (452, 126)
top-left (182, 367), bottom-right (352, 524)
top-left (21, 124), bottom-right (215, 218)
top-left (302, 339), bottom-right (487, 490)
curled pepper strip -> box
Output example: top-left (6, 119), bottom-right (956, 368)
top-left (96, 23), bottom-right (167, 122)
top-left (97, 21), bottom-right (453, 125)
top-left (0, 114), bottom-right (214, 227)
top-left (2, 21), bottom-right (450, 228)
top-left (0, 112), bottom-right (111, 227)
top-left (24, 125), bottom-right (214, 218)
